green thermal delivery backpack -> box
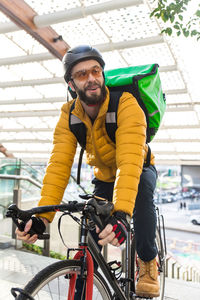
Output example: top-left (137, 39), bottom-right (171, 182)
top-left (69, 63), bottom-right (166, 184)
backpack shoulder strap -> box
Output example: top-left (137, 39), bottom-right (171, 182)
top-left (106, 90), bottom-right (123, 143)
top-left (69, 100), bottom-right (87, 185)
top-left (69, 100), bottom-right (87, 150)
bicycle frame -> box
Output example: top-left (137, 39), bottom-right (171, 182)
top-left (69, 214), bottom-right (131, 300)
top-left (7, 200), bottom-right (166, 300)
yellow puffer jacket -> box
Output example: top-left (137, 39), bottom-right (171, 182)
top-left (37, 88), bottom-right (154, 222)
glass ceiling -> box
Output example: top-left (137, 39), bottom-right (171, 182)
top-left (0, 0), bottom-right (200, 165)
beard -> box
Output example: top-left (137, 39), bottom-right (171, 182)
top-left (73, 81), bottom-right (107, 105)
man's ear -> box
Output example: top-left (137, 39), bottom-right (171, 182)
top-left (68, 81), bottom-right (75, 92)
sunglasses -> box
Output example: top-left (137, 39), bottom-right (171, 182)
top-left (71, 65), bottom-right (103, 82)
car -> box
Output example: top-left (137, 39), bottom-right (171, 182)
top-left (190, 214), bottom-right (200, 225)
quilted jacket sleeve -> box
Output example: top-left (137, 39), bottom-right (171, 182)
top-left (36, 102), bottom-right (77, 222)
top-left (113, 92), bottom-right (147, 216)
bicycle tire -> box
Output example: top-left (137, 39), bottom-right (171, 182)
top-left (131, 229), bottom-right (166, 300)
top-left (16, 259), bottom-right (112, 300)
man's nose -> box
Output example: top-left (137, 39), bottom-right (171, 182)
top-left (87, 71), bottom-right (96, 81)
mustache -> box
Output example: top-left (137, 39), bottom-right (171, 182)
top-left (85, 83), bottom-right (101, 90)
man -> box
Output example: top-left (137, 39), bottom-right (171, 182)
top-left (16, 45), bottom-right (159, 298)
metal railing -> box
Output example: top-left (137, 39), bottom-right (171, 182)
top-left (0, 173), bottom-right (50, 256)
top-left (0, 168), bottom-right (88, 257)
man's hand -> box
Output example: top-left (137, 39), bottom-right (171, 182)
top-left (97, 211), bottom-right (130, 247)
top-left (97, 223), bottom-right (120, 247)
top-left (15, 217), bottom-right (48, 244)
top-left (15, 219), bottom-right (38, 244)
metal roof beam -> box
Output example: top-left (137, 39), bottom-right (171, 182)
top-left (154, 139), bottom-right (200, 143)
top-left (5, 149), bottom-right (200, 155)
top-left (1, 77), bottom-right (184, 91)
top-left (153, 151), bottom-right (200, 155)
top-left (0, 125), bottom-right (197, 132)
top-left (0, 97), bottom-right (66, 105)
top-left (0, 0), bottom-right (143, 34)
top-left (1, 98), bottom-right (191, 117)
top-left (161, 124), bottom-right (200, 129)
top-left (0, 77), bottom-right (65, 88)
top-left (0, 110), bottom-right (59, 117)
top-left (1, 124), bottom-right (200, 132)
top-left (0, 128), bottom-right (53, 132)
top-left (0, 52), bottom-right (54, 66)
top-left (96, 36), bottom-right (163, 51)
top-left (6, 150), bottom-right (51, 154)
top-left (155, 159), bottom-right (200, 166)
top-left (167, 102), bottom-right (200, 107)
top-left (2, 138), bottom-right (200, 143)
top-left (0, 37), bottom-right (166, 66)
top-left (3, 139), bottom-right (51, 143)
top-left (165, 89), bottom-right (188, 95)
top-left (166, 106), bottom-right (195, 112)
top-left (0, 0), bottom-right (70, 59)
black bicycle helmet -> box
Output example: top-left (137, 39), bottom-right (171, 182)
top-left (62, 45), bottom-right (105, 83)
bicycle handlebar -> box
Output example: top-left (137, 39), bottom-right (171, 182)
top-left (6, 197), bottom-right (114, 240)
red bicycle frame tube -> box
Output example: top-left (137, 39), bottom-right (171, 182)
top-left (68, 246), bottom-right (94, 300)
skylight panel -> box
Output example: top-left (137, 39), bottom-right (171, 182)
top-left (42, 59), bottom-right (63, 77)
top-left (42, 117), bottom-right (59, 128)
top-left (34, 83), bottom-right (67, 98)
top-left (53, 16), bottom-right (109, 47)
top-left (166, 94), bottom-right (190, 104)
top-left (0, 104), bottom-right (27, 112)
top-left (121, 43), bottom-right (175, 66)
top-left (25, 0), bottom-right (80, 13)
top-left (103, 51), bottom-right (128, 70)
top-left (83, 0), bottom-right (112, 5)
top-left (0, 35), bottom-right (25, 58)
top-left (25, 103), bottom-right (58, 111)
top-left (13, 117), bottom-right (45, 128)
top-left (160, 71), bottom-right (185, 91)
top-left (6, 31), bottom-right (47, 54)
top-left (0, 66), bottom-right (21, 82)
top-left (0, 118), bottom-right (24, 129)
top-left (0, 86), bottom-right (42, 100)
top-left (167, 129), bottom-right (200, 140)
top-left (10, 62), bottom-right (53, 80)
top-left (176, 143), bottom-right (200, 152)
top-left (150, 143), bottom-right (175, 152)
top-left (162, 111), bottom-right (198, 126)
top-left (96, 5), bottom-right (159, 42)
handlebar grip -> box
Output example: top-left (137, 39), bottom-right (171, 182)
top-left (38, 233), bottom-right (50, 240)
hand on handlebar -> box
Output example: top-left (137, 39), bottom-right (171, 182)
top-left (15, 217), bottom-right (47, 244)
top-left (15, 219), bottom-right (38, 244)
top-left (96, 211), bottom-right (130, 247)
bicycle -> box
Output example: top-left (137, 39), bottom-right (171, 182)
top-left (6, 195), bottom-right (167, 300)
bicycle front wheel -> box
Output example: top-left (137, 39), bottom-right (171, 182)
top-left (17, 259), bottom-right (112, 300)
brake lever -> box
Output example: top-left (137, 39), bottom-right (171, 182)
top-left (87, 198), bottom-right (114, 231)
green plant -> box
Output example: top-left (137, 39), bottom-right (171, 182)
top-left (23, 242), bottom-right (66, 260)
top-left (150, 0), bottom-right (200, 40)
